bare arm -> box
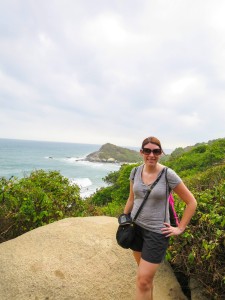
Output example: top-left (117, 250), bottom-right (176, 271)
top-left (123, 181), bottom-right (134, 214)
top-left (161, 181), bottom-right (197, 237)
top-left (173, 181), bottom-right (197, 230)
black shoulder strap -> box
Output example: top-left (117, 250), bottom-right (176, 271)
top-left (131, 166), bottom-right (138, 181)
top-left (133, 168), bottom-right (166, 222)
top-left (165, 167), bottom-right (171, 193)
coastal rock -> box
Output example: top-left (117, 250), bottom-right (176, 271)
top-left (107, 157), bottom-right (115, 162)
top-left (86, 143), bottom-right (141, 163)
top-left (0, 216), bottom-right (187, 300)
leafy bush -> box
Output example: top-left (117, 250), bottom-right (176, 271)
top-left (168, 180), bottom-right (225, 299)
top-left (163, 138), bottom-right (225, 177)
top-left (89, 186), bottom-right (114, 206)
top-left (0, 170), bottom-right (84, 242)
top-left (87, 163), bottom-right (139, 214)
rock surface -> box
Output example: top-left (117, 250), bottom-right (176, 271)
top-left (0, 216), bottom-right (187, 300)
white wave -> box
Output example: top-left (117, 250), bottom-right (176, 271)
top-left (73, 160), bottom-right (121, 171)
top-left (45, 156), bottom-right (120, 172)
top-left (69, 177), bottom-right (95, 198)
top-left (69, 177), bottom-right (92, 188)
top-left (64, 156), bottom-right (86, 162)
top-left (76, 160), bottom-right (104, 167)
top-left (44, 156), bottom-right (86, 162)
top-left (80, 186), bottom-right (97, 198)
top-left (61, 157), bottom-right (101, 167)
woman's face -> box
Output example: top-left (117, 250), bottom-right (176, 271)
top-left (140, 142), bottom-right (162, 166)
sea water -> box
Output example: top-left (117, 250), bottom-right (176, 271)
top-left (0, 139), bottom-right (121, 198)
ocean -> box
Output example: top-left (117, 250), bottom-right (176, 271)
top-left (0, 139), bottom-right (121, 198)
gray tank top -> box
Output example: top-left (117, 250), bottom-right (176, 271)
top-left (130, 164), bottom-right (182, 234)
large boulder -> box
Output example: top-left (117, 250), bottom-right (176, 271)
top-left (0, 217), bottom-right (187, 300)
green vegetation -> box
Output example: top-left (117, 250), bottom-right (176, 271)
top-left (1, 138), bottom-right (225, 299)
top-left (0, 170), bottom-right (85, 242)
top-left (166, 165), bottom-right (225, 299)
top-left (160, 138), bottom-right (225, 177)
top-left (87, 163), bottom-right (139, 216)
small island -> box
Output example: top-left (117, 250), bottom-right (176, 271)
top-left (85, 143), bottom-right (141, 163)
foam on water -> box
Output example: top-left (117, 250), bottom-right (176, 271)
top-left (52, 156), bottom-right (120, 171)
top-left (70, 177), bottom-right (92, 188)
top-left (61, 156), bottom-right (87, 162)
top-left (69, 177), bottom-right (97, 198)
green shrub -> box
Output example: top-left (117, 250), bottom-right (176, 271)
top-left (0, 170), bottom-right (83, 242)
top-left (164, 138), bottom-right (225, 177)
top-left (167, 170), bottom-right (225, 299)
top-left (89, 186), bottom-right (114, 206)
top-left (87, 163), bottom-right (139, 216)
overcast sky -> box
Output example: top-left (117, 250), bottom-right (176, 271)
top-left (0, 1), bottom-right (225, 149)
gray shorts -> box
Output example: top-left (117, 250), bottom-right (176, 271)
top-left (130, 223), bottom-right (170, 264)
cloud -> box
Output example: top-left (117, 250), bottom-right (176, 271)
top-left (0, 0), bottom-right (225, 149)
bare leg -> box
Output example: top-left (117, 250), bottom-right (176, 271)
top-left (135, 258), bottom-right (159, 300)
top-left (133, 251), bottom-right (142, 265)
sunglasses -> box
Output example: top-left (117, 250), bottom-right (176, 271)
top-left (141, 148), bottom-right (162, 155)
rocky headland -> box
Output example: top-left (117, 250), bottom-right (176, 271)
top-left (85, 143), bottom-right (141, 163)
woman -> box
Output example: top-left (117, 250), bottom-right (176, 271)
top-left (123, 136), bottom-right (197, 300)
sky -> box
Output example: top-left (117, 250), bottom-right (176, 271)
top-left (0, 0), bottom-right (225, 150)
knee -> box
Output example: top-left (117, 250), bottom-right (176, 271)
top-left (137, 274), bottom-right (153, 292)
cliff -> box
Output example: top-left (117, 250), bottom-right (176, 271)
top-left (86, 143), bottom-right (141, 163)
